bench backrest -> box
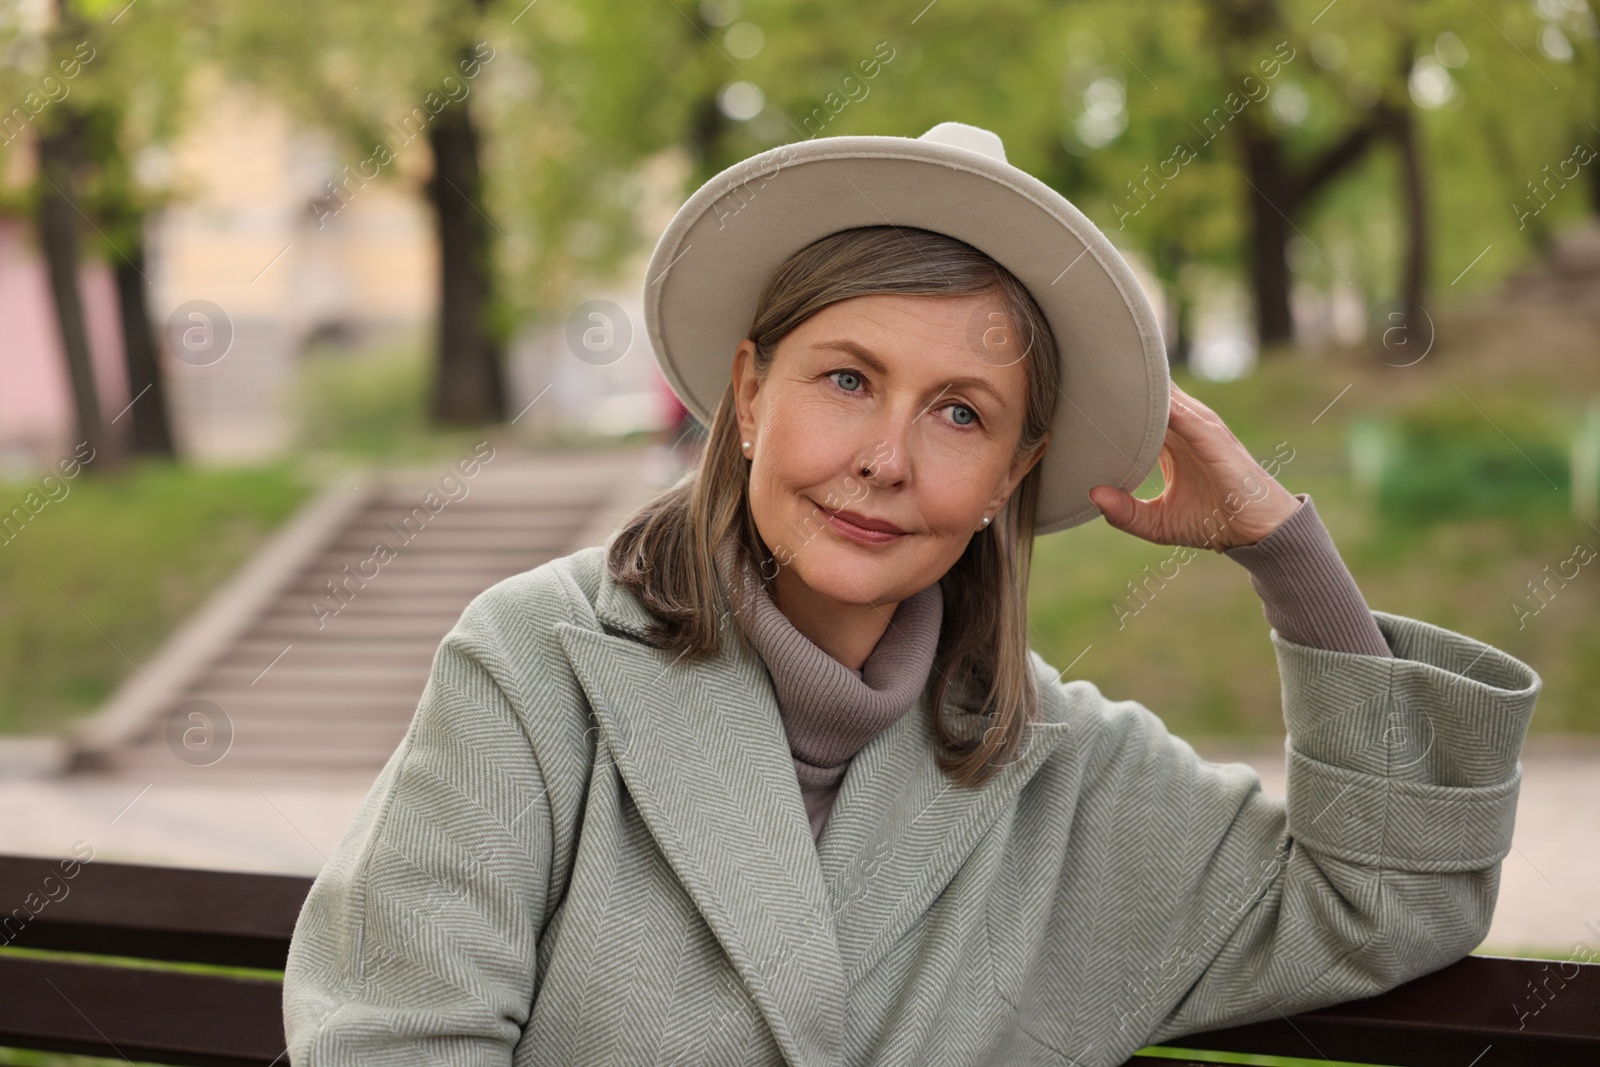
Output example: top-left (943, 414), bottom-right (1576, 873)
top-left (1, 853), bottom-right (1595, 1066)
top-left (1, 852), bottom-right (310, 1065)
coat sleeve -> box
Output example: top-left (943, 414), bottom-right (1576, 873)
top-left (1046, 609), bottom-right (1540, 1051)
top-left (281, 581), bottom-right (565, 1066)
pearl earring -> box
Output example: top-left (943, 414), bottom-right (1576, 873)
top-left (742, 441), bottom-right (751, 451)
top-left (980, 516), bottom-right (991, 529)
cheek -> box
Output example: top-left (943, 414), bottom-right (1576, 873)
top-left (746, 407), bottom-right (843, 542)
top-left (754, 401), bottom-right (858, 490)
top-left (917, 440), bottom-right (1011, 522)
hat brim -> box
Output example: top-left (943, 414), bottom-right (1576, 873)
top-left (642, 135), bottom-right (1170, 535)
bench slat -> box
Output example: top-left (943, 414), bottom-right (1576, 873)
top-left (0, 853), bottom-right (311, 969)
top-left (0, 954), bottom-right (285, 1067)
top-left (1169, 954), bottom-right (1600, 1065)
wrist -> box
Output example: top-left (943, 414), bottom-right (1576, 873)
top-left (1208, 490), bottom-right (1302, 552)
top-left (1244, 489), bottom-right (1304, 546)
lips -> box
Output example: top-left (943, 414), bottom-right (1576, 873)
top-left (829, 508), bottom-right (906, 534)
top-left (817, 503), bottom-right (909, 547)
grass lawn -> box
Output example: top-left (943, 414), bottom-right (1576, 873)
top-left (0, 460), bottom-right (314, 735)
top-left (1027, 299), bottom-right (1600, 742)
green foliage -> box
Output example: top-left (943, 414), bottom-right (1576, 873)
top-left (291, 338), bottom-right (441, 459)
top-left (2, 0), bottom-right (1594, 342)
top-left (1367, 403), bottom-right (1571, 526)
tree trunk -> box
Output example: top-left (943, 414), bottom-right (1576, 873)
top-left (1168, 295), bottom-right (1192, 369)
top-left (1240, 130), bottom-right (1295, 348)
top-left (36, 113), bottom-right (109, 462)
top-left (1234, 114), bottom-right (1386, 355)
top-left (685, 6), bottom-right (729, 173)
top-left (425, 82), bottom-right (505, 425)
top-left (1390, 101), bottom-right (1429, 342)
top-left (1152, 239), bottom-right (1190, 369)
top-left (1587, 121), bottom-right (1600, 216)
top-left (113, 234), bottom-right (176, 456)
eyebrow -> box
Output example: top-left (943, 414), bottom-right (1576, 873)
top-left (809, 339), bottom-right (1011, 410)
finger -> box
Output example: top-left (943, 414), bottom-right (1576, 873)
top-left (1165, 401), bottom-right (1235, 465)
top-left (1089, 484), bottom-right (1161, 540)
top-left (1164, 406), bottom-right (1212, 457)
top-left (1157, 424), bottom-right (1198, 473)
top-left (1169, 382), bottom-right (1224, 426)
top-left (1087, 484), bottom-right (1132, 528)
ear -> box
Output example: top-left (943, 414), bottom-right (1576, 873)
top-left (732, 339), bottom-right (761, 442)
top-left (987, 433), bottom-right (1050, 516)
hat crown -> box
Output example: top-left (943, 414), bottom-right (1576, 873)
top-left (918, 121), bottom-right (1007, 164)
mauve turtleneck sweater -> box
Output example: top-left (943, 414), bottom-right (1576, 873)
top-left (715, 493), bottom-right (1390, 842)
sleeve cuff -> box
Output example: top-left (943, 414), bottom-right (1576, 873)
top-left (1223, 493), bottom-right (1393, 658)
top-left (1274, 610), bottom-right (1541, 786)
top-left (1285, 747), bottom-right (1522, 871)
top-left (1273, 612), bottom-right (1540, 868)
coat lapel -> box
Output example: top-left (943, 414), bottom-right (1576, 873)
top-left (557, 566), bottom-right (1075, 1061)
top-left (813, 690), bottom-right (1074, 982)
top-left (556, 573), bottom-right (847, 1067)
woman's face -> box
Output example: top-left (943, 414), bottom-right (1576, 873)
top-left (733, 291), bottom-right (1047, 613)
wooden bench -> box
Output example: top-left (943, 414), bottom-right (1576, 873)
top-left (1, 852), bottom-right (1596, 1065)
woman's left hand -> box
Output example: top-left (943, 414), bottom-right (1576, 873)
top-left (1087, 381), bottom-right (1301, 551)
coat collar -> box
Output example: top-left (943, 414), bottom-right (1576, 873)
top-left (556, 563), bottom-right (1072, 1067)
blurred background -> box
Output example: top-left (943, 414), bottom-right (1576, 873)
top-left (1, 0), bottom-right (1598, 974)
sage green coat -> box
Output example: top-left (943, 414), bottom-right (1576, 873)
top-left (282, 543), bottom-right (1539, 1066)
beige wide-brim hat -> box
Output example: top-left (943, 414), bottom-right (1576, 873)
top-left (642, 120), bottom-right (1170, 535)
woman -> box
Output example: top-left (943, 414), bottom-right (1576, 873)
top-left (283, 123), bottom-right (1540, 1066)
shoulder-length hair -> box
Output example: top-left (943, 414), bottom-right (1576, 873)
top-left (607, 225), bottom-right (1061, 789)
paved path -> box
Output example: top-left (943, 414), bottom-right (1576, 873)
top-left (0, 736), bottom-right (1593, 956)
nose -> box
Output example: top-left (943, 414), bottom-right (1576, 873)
top-left (856, 423), bottom-right (910, 487)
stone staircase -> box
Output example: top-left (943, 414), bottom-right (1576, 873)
top-left (85, 448), bottom-right (656, 777)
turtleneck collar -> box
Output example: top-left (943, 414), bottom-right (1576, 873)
top-left (713, 534), bottom-right (944, 770)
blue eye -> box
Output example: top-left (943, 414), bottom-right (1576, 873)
top-left (948, 404), bottom-right (978, 426)
top-left (831, 371), bottom-right (863, 392)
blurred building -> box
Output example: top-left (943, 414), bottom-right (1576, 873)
top-left (0, 67), bottom-right (435, 470)
top-left (0, 64), bottom-right (686, 473)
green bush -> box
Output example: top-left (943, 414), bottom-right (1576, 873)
top-left (1350, 404), bottom-right (1570, 526)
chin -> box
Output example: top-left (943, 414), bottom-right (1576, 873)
top-left (789, 537), bottom-right (933, 607)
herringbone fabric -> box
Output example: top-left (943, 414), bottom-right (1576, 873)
top-left (282, 543), bottom-right (1539, 1066)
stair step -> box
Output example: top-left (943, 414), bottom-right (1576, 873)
top-left (96, 456), bottom-right (634, 773)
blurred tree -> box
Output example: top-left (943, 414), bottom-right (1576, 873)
top-left (29, 2), bottom-right (108, 463)
top-left (1045, 0), bottom-right (1598, 351)
top-left (214, 0), bottom-right (503, 424)
top-left (0, 0), bottom-right (196, 462)
top-left (425, 3), bottom-right (506, 426)
top-left (215, 0), bottom-right (732, 425)
top-left (1302, 0), bottom-right (1597, 321)
top-left (87, 109), bottom-right (177, 458)
top-left (34, 108), bottom-right (105, 460)
top-left (1194, 0), bottom-right (1400, 349)
top-left (495, 0), bottom-right (742, 318)
top-left (72, 0), bottom-right (1583, 418)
